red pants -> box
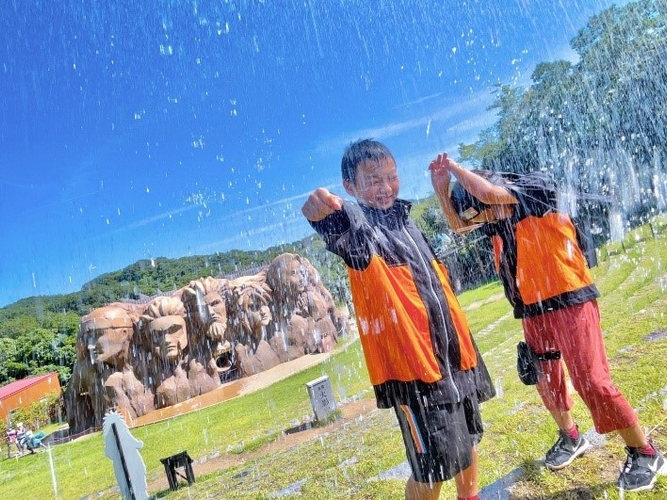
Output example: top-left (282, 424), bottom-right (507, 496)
top-left (522, 300), bottom-right (637, 434)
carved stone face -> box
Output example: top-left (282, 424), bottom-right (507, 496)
top-left (79, 307), bottom-right (133, 368)
top-left (203, 290), bottom-right (228, 341)
top-left (149, 315), bottom-right (188, 361)
top-left (266, 254), bottom-right (311, 306)
top-left (238, 290), bottom-right (272, 340)
top-left (182, 278), bottom-right (228, 343)
top-left (283, 258), bottom-right (308, 296)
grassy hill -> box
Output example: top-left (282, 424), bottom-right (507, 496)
top-left (1, 215), bottom-right (666, 499)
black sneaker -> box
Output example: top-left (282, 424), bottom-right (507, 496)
top-left (618, 446), bottom-right (667, 492)
top-left (543, 429), bottom-right (591, 470)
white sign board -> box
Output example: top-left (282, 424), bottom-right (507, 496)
top-left (103, 411), bottom-right (149, 500)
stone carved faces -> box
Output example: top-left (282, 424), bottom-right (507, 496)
top-left (149, 316), bottom-right (188, 361)
top-left (181, 277), bottom-right (229, 344)
top-left (142, 297), bottom-right (188, 362)
top-left (79, 305), bottom-right (135, 369)
top-left (228, 277), bottom-right (273, 343)
top-left (65, 252), bottom-right (348, 434)
top-left (266, 253), bottom-right (309, 302)
top-left (66, 303), bottom-right (154, 431)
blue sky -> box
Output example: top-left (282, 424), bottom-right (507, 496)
top-left (0, 0), bottom-right (631, 307)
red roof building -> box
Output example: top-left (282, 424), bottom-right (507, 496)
top-left (0, 373), bottom-right (61, 423)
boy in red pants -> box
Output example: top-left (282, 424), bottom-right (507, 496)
top-left (430, 152), bottom-right (666, 492)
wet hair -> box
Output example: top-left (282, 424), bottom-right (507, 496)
top-left (449, 169), bottom-right (508, 221)
top-left (341, 139), bottom-right (395, 184)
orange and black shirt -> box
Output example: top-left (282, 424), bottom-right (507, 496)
top-left (482, 174), bottom-right (600, 319)
top-left (310, 199), bottom-right (494, 408)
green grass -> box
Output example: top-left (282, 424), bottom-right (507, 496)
top-left (2, 218), bottom-right (667, 499)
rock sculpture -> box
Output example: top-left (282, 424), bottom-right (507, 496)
top-left (266, 253), bottom-right (341, 355)
top-left (139, 296), bottom-right (191, 409)
top-left (65, 303), bottom-right (154, 432)
top-left (65, 253), bottom-right (347, 434)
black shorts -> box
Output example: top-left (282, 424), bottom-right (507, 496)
top-left (394, 395), bottom-right (483, 483)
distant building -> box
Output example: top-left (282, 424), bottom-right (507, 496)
top-left (0, 373), bottom-right (61, 424)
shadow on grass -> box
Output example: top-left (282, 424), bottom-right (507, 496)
top-left (151, 489), bottom-right (172, 498)
top-left (537, 484), bottom-right (619, 499)
top-left (512, 481), bottom-right (620, 500)
top-left (509, 458), bottom-right (621, 500)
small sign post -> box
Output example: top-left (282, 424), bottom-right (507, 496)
top-left (103, 411), bottom-right (149, 500)
top-left (306, 375), bottom-right (336, 423)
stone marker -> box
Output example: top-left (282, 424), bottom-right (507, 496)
top-left (306, 375), bottom-right (336, 422)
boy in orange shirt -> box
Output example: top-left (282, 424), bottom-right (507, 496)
top-left (302, 139), bottom-right (494, 500)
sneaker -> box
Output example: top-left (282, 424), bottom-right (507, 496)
top-left (618, 446), bottom-right (667, 492)
top-left (543, 429), bottom-right (591, 470)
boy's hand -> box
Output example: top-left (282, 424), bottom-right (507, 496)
top-left (302, 188), bottom-right (344, 221)
top-left (429, 153), bottom-right (453, 192)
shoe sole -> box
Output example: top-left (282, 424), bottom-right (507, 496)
top-left (621, 481), bottom-right (657, 493)
top-left (544, 439), bottom-right (592, 471)
top-left (619, 456), bottom-right (667, 492)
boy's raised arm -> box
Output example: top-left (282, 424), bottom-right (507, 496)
top-left (442, 155), bottom-right (516, 205)
top-left (430, 153), bottom-right (479, 234)
top-left (430, 152), bottom-right (518, 233)
top-left (302, 188), bottom-right (344, 222)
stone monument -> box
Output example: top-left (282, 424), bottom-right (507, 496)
top-left (65, 252), bottom-right (347, 434)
